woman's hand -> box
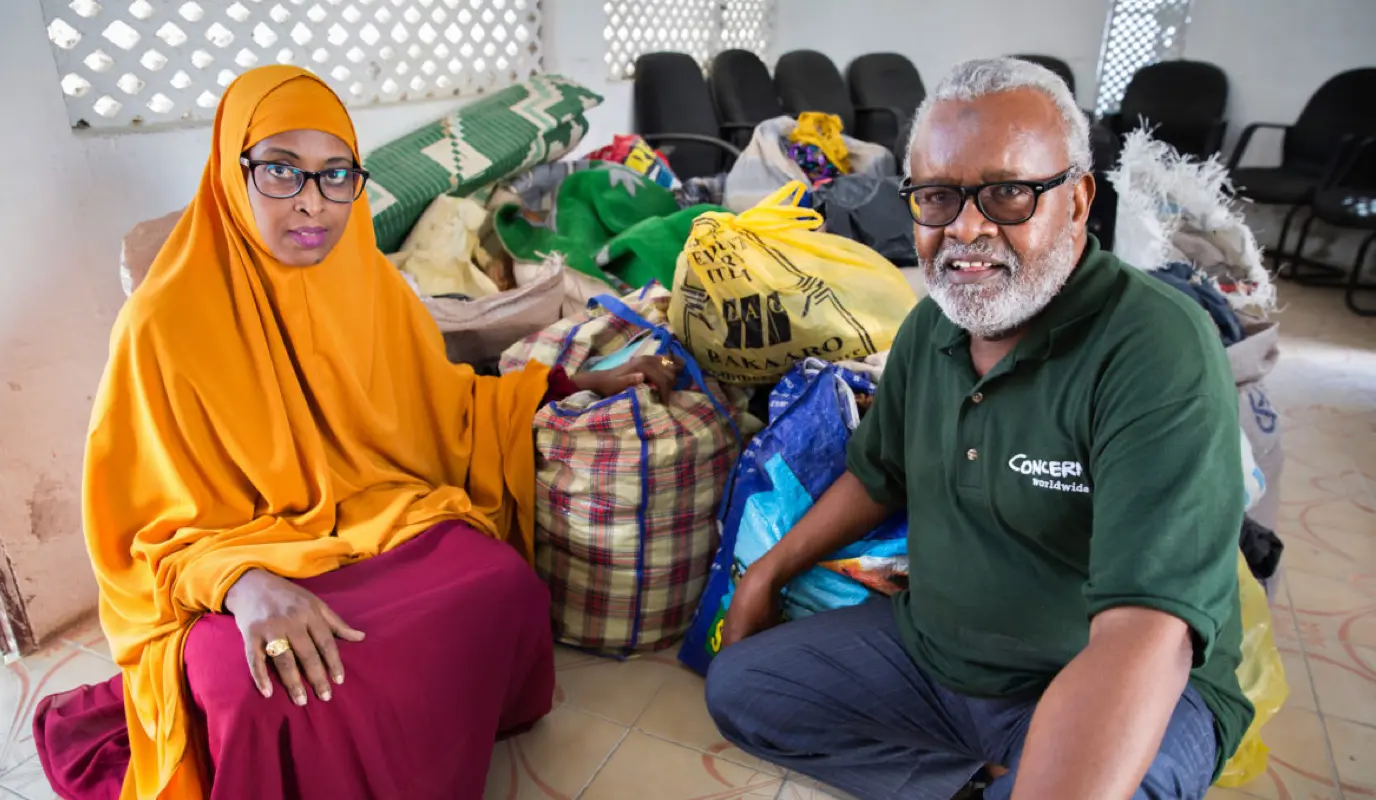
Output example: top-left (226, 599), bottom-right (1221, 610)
top-left (572, 354), bottom-right (683, 399)
top-left (223, 568), bottom-right (365, 706)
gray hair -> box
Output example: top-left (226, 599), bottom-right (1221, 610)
top-left (904, 57), bottom-right (1093, 179)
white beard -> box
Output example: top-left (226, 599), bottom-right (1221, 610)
top-left (920, 231), bottom-right (1078, 340)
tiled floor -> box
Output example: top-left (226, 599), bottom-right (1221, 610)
top-left (3, 282), bottom-right (1374, 800)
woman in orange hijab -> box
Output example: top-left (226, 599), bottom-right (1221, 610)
top-left (33, 66), bottom-right (679, 800)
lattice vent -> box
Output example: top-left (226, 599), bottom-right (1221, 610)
top-left (717, 0), bottom-right (774, 55)
top-left (602, 0), bottom-right (776, 81)
top-left (1093, 0), bottom-right (1192, 117)
top-left (40, 0), bottom-right (544, 131)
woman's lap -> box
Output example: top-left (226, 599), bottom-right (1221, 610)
top-left (37, 522), bottom-right (555, 800)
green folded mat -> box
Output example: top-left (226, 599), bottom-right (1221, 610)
top-left (365, 74), bottom-right (603, 254)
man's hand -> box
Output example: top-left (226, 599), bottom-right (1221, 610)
top-left (572, 354), bottom-right (683, 399)
top-left (718, 472), bottom-right (895, 651)
top-left (720, 565), bottom-right (784, 649)
top-left (224, 568), bottom-right (366, 706)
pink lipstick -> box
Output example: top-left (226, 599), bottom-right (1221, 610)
top-left (289, 227), bottom-right (328, 249)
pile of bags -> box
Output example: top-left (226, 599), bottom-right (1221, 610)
top-left (496, 181), bottom-right (919, 655)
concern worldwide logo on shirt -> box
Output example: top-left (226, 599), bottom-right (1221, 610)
top-left (1007, 454), bottom-right (1092, 495)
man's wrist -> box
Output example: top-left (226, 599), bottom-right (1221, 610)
top-left (748, 553), bottom-right (794, 594)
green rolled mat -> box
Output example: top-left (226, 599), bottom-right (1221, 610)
top-left (365, 74), bottom-right (603, 254)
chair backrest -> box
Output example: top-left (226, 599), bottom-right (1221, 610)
top-left (1285, 67), bottom-right (1376, 179)
top-left (709, 49), bottom-right (785, 148)
top-left (1118, 59), bottom-right (1229, 157)
top-left (1010, 54), bottom-right (1076, 97)
top-left (633, 52), bottom-right (724, 179)
top-left (846, 53), bottom-right (925, 154)
top-left (774, 50), bottom-right (855, 133)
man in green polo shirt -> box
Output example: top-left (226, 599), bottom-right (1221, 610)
top-left (704, 57), bottom-right (1251, 800)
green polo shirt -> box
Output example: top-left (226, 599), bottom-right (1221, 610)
top-left (848, 236), bottom-right (1252, 777)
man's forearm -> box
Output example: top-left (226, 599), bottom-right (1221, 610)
top-left (1011, 607), bottom-right (1194, 800)
top-left (752, 471), bottom-right (895, 590)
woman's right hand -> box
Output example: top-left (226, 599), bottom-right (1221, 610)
top-left (719, 566), bottom-right (784, 650)
top-left (223, 568), bottom-right (365, 706)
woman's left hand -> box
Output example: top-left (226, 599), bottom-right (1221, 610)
top-left (572, 354), bottom-right (684, 399)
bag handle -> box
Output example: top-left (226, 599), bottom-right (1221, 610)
top-left (732, 181), bottom-right (825, 234)
top-left (588, 294), bottom-right (742, 442)
top-left (681, 181), bottom-right (823, 307)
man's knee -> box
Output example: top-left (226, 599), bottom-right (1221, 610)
top-left (704, 636), bottom-right (778, 742)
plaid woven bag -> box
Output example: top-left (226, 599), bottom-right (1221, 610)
top-left (500, 285), bottom-right (744, 654)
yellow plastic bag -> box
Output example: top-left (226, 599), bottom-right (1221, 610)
top-left (1216, 552), bottom-right (1290, 787)
top-left (669, 182), bottom-right (918, 385)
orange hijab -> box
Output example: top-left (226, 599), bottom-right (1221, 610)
top-left (84, 66), bottom-right (550, 799)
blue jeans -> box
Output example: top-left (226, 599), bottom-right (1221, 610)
top-left (705, 601), bottom-right (1218, 800)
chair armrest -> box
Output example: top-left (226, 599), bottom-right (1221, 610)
top-left (1227, 122), bottom-right (1290, 172)
top-left (639, 133), bottom-right (743, 171)
top-left (640, 133), bottom-right (742, 157)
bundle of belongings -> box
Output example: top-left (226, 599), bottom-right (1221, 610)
top-left (1108, 128), bottom-right (1285, 597)
top-left (725, 115), bottom-right (896, 212)
top-left (587, 134), bottom-right (679, 189)
top-left (492, 163), bottom-right (726, 297)
top-left (500, 286), bottom-right (751, 654)
top-left (679, 358), bottom-right (908, 675)
top-left (670, 182), bottom-right (919, 386)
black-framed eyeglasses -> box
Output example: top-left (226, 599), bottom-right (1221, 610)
top-left (240, 157), bottom-right (370, 204)
top-left (898, 170), bottom-right (1074, 227)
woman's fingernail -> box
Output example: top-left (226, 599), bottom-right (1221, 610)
top-left (261, 686), bottom-right (272, 699)
top-left (321, 689), bottom-right (332, 702)
top-left (333, 674), bottom-right (345, 685)
top-left (293, 693), bottom-right (307, 706)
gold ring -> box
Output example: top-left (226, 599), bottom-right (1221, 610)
top-left (265, 638), bottom-right (291, 658)
top-left (660, 356), bottom-right (675, 370)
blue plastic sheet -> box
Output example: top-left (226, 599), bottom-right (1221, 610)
top-left (678, 359), bottom-right (908, 676)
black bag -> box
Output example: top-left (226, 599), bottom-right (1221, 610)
top-left (814, 175), bottom-right (917, 267)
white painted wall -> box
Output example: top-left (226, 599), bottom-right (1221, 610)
top-left (774, 0), bottom-right (1109, 108)
top-left (1183, 0), bottom-right (1376, 259)
top-left (0, 0), bottom-right (632, 646)
top-left (1184, 0), bottom-right (1376, 166)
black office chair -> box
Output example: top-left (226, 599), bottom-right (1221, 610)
top-left (1106, 60), bottom-right (1230, 160)
top-left (1228, 68), bottom-right (1376, 280)
top-left (1286, 136), bottom-right (1376, 314)
top-left (709, 49), bottom-right (784, 149)
top-left (774, 50), bottom-right (857, 133)
top-left (632, 52), bottom-right (742, 180)
top-left (846, 53), bottom-right (926, 158)
top-left (1010, 54), bottom-right (1076, 97)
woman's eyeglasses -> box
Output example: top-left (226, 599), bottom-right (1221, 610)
top-left (240, 157), bottom-right (370, 204)
top-left (898, 170), bottom-right (1074, 227)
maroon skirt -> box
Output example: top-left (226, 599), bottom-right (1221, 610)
top-left (34, 522), bottom-right (555, 799)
